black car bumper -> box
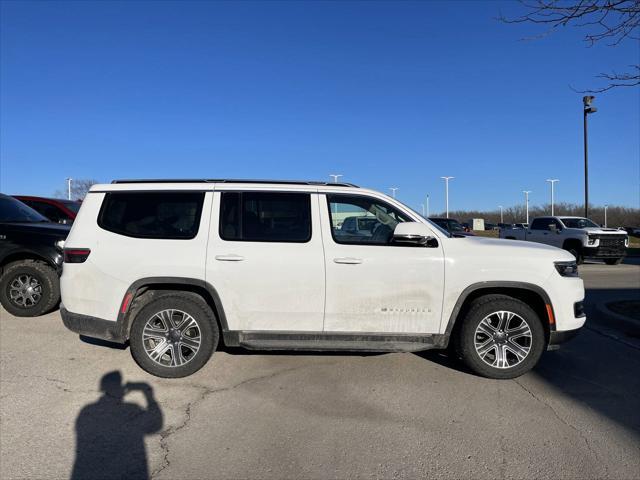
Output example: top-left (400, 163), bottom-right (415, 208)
top-left (548, 327), bottom-right (581, 350)
top-left (60, 307), bottom-right (127, 344)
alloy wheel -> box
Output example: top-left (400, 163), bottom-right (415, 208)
top-left (142, 309), bottom-right (202, 367)
top-left (474, 310), bottom-right (532, 369)
top-left (8, 274), bottom-right (42, 308)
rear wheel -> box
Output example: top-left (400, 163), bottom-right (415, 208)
top-left (604, 258), bottom-right (623, 265)
top-left (129, 292), bottom-right (218, 378)
top-left (0, 260), bottom-right (60, 317)
top-left (455, 295), bottom-right (545, 379)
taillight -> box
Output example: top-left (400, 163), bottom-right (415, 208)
top-left (64, 248), bottom-right (91, 263)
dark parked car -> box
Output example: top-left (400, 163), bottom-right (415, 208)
top-left (623, 226), bottom-right (640, 238)
top-left (428, 217), bottom-right (476, 237)
top-left (0, 194), bottom-right (70, 316)
top-left (484, 222), bottom-right (498, 231)
top-left (13, 196), bottom-right (80, 224)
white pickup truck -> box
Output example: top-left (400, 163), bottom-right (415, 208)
top-left (499, 216), bottom-right (628, 265)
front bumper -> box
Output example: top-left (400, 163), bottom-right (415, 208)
top-left (60, 307), bottom-right (126, 344)
top-left (547, 327), bottom-right (581, 350)
top-left (583, 245), bottom-right (626, 259)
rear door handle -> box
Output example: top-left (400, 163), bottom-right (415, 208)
top-left (215, 254), bottom-right (245, 262)
top-left (334, 257), bottom-right (363, 264)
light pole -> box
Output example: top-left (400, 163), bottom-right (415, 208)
top-left (66, 178), bottom-right (73, 200)
top-left (546, 179), bottom-right (559, 215)
top-left (441, 177), bottom-right (454, 218)
top-left (604, 204), bottom-right (608, 227)
top-left (426, 194), bottom-right (430, 218)
top-left (523, 191), bottom-right (532, 225)
top-left (498, 205), bottom-right (504, 224)
top-left (583, 96), bottom-right (597, 218)
top-left (389, 187), bottom-right (398, 198)
top-left (420, 204), bottom-right (425, 216)
top-left (329, 174), bottom-right (342, 214)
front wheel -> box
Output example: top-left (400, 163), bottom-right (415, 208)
top-left (604, 258), bottom-right (623, 265)
top-left (455, 295), bottom-right (545, 379)
top-left (567, 246), bottom-right (584, 265)
top-left (129, 292), bottom-right (218, 378)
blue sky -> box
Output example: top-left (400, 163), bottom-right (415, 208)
top-left (1, 0), bottom-right (638, 213)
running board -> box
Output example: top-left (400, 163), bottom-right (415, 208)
top-left (223, 331), bottom-right (448, 352)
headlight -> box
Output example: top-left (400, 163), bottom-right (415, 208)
top-left (555, 260), bottom-right (579, 277)
top-left (587, 235), bottom-right (597, 245)
top-left (55, 239), bottom-right (65, 251)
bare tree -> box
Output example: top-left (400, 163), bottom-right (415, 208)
top-left (442, 203), bottom-right (640, 227)
top-left (499, 0), bottom-right (640, 92)
top-left (54, 179), bottom-right (99, 201)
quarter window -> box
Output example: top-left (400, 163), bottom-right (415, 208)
top-left (99, 192), bottom-right (205, 239)
top-left (219, 192), bottom-right (311, 243)
top-left (327, 194), bottom-right (411, 245)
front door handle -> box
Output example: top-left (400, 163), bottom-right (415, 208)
top-left (334, 257), bottom-right (363, 264)
top-left (215, 254), bottom-right (245, 262)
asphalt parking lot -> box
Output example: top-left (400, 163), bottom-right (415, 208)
top-left (1, 262), bottom-right (639, 480)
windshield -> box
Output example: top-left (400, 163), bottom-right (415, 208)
top-left (62, 200), bottom-right (81, 214)
top-left (560, 217), bottom-right (600, 229)
top-left (0, 196), bottom-right (50, 223)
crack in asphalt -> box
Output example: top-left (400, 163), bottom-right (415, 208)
top-left (513, 378), bottom-right (610, 478)
top-left (149, 361), bottom-right (340, 479)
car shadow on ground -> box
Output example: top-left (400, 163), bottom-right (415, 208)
top-left (71, 371), bottom-right (163, 480)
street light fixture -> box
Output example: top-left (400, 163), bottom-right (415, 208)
top-left (441, 177), bottom-right (454, 218)
top-left (523, 191), bottom-right (532, 225)
top-left (389, 187), bottom-right (398, 198)
top-left (546, 179), bottom-right (559, 216)
top-left (583, 96), bottom-right (597, 218)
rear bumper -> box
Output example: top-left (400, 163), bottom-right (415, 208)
top-left (60, 306), bottom-right (126, 344)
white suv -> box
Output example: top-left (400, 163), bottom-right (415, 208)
top-left (61, 179), bottom-right (586, 379)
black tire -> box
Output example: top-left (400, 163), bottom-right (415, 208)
top-left (566, 246), bottom-right (584, 265)
top-left (604, 258), bottom-right (623, 265)
top-left (454, 294), bottom-right (546, 379)
top-left (129, 292), bottom-right (218, 378)
top-left (0, 260), bottom-right (60, 317)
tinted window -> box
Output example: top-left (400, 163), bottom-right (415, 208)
top-left (327, 194), bottom-right (411, 245)
top-left (61, 200), bottom-right (81, 214)
top-left (220, 192), bottom-right (311, 243)
top-left (530, 218), bottom-right (549, 230)
top-left (25, 201), bottom-right (65, 222)
top-left (0, 196), bottom-right (49, 223)
top-left (99, 192), bottom-right (205, 239)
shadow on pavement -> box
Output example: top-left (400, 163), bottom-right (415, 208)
top-left (71, 371), bottom-right (163, 480)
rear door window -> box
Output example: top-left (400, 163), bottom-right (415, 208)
top-left (219, 192), bottom-right (311, 243)
top-left (530, 218), bottom-right (549, 230)
top-left (99, 192), bottom-right (205, 239)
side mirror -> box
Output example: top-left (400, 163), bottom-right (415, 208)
top-left (393, 222), bottom-right (438, 247)
top-left (548, 223), bottom-right (556, 232)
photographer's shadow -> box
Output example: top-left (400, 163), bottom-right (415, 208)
top-left (71, 371), bottom-right (163, 480)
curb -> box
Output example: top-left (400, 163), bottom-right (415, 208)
top-left (596, 302), bottom-right (640, 336)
